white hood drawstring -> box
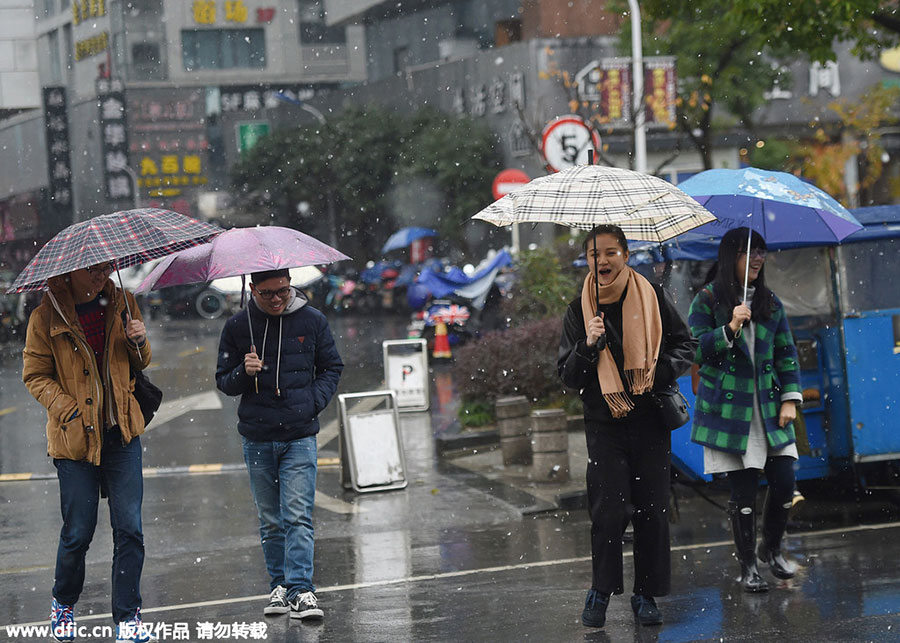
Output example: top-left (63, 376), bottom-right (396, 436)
top-left (251, 287), bottom-right (307, 397)
top-left (260, 317), bottom-right (269, 383)
top-left (276, 317), bottom-right (283, 397)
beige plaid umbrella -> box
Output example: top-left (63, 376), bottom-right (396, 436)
top-left (472, 164), bottom-right (716, 242)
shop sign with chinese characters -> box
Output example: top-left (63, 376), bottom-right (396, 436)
top-left (218, 85), bottom-right (319, 113)
top-left (127, 88), bottom-right (209, 200)
top-left (72, 0), bottom-right (106, 25)
top-left (97, 78), bottom-right (133, 202)
top-left (192, 0), bottom-right (276, 25)
top-left (451, 72), bottom-right (525, 118)
top-left (575, 56), bottom-right (677, 130)
top-left (43, 87), bottom-right (74, 217)
top-left (137, 154), bottom-right (207, 198)
top-left (75, 31), bottom-right (108, 61)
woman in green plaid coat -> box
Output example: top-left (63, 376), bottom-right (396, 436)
top-left (688, 227), bottom-right (803, 593)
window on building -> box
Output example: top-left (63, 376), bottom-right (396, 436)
top-left (62, 24), bottom-right (73, 77)
top-left (393, 46), bottom-right (409, 75)
top-left (128, 0), bottom-right (163, 15)
top-left (132, 42), bottom-right (164, 80)
top-left (494, 19), bottom-right (522, 47)
top-left (298, 0), bottom-right (346, 45)
top-left (181, 29), bottom-right (266, 71)
top-left (48, 29), bottom-right (61, 84)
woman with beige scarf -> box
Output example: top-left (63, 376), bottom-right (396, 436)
top-left (558, 224), bottom-right (696, 629)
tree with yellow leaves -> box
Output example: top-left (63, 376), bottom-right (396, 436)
top-left (791, 84), bottom-right (900, 205)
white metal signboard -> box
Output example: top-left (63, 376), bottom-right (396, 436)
top-left (383, 339), bottom-right (429, 412)
top-left (338, 391), bottom-right (407, 493)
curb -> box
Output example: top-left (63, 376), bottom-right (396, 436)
top-left (435, 415), bottom-right (585, 457)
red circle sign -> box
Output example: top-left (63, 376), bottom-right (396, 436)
top-left (492, 169), bottom-right (530, 200)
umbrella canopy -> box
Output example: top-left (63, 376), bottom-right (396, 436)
top-left (471, 165), bottom-right (716, 242)
top-left (7, 208), bottom-right (222, 294)
top-left (135, 225), bottom-right (350, 293)
top-left (382, 227), bottom-right (437, 254)
top-left (678, 167), bottom-right (864, 309)
top-left (209, 266), bottom-right (324, 295)
top-left (677, 168), bottom-right (863, 245)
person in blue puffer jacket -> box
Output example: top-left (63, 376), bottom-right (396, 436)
top-left (216, 268), bottom-right (343, 622)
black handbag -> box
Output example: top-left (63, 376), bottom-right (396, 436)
top-left (131, 368), bottom-right (162, 426)
top-left (120, 308), bottom-right (162, 426)
top-left (651, 383), bottom-right (690, 431)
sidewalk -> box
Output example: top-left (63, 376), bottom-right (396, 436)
top-left (428, 364), bottom-right (590, 515)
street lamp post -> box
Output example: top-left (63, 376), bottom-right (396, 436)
top-left (628, 0), bottom-right (647, 174)
top-left (274, 94), bottom-right (337, 246)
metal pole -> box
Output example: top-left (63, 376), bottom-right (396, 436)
top-left (292, 102), bottom-right (337, 246)
top-left (122, 165), bottom-right (141, 208)
top-left (299, 103), bottom-right (326, 126)
top-left (628, 0), bottom-right (647, 174)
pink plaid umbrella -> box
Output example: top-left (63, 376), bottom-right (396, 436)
top-left (7, 208), bottom-right (222, 294)
top-left (134, 225), bottom-right (350, 293)
top-left (134, 225), bottom-right (350, 394)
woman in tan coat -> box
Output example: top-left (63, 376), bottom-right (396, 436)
top-left (23, 262), bottom-right (155, 643)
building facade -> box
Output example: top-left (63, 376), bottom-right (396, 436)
top-left (0, 0), bottom-right (366, 275)
top-left (316, 0), bottom-right (900, 252)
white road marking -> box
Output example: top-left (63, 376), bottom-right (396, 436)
top-left (146, 391), bottom-right (223, 430)
top-left (4, 520), bottom-right (899, 629)
top-left (315, 490), bottom-right (364, 514)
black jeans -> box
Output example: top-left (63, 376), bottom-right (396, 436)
top-left (53, 427), bottom-right (144, 623)
top-left (585, 406), bottom-right (671, 597)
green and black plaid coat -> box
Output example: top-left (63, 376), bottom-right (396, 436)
top-left (688, 284), bottom-right (802, 454)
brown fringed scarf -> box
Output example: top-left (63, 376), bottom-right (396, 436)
top-left (581, 266), bottom-right (663, 418)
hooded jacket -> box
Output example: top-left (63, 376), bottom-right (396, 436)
top-left (22, 275), bottom-right (152, 465)
top-left (216, 288), bottom-right (343, 442)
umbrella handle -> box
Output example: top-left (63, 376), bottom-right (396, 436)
top-left (250, 343), bottom-right (259, 394)
top-left (736, 227), bottom-right (753, 339)
top-left (115, 264), bottom-right (142, 360)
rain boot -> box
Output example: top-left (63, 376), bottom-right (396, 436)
top-left (757, 490), bottom-right (798, 579)
top-left (727, 501), bottom-right (769, 593)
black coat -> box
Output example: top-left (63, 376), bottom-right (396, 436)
top-left (216, 290), bottom-right (343, 442)
top-left (558, 282), bottom-right (696, 422)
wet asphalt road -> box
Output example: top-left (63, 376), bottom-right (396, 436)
top-left (1, 313), bottom-right (900, 642)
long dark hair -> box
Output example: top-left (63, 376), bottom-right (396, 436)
top-left (711, 227), bottom-right (773, 322)
top-left (582, 224), bottom-right (627, 253)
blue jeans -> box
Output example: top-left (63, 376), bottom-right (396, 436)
top-left (53, 428), bottom-right (144, 623)
top-left (241, 435), bottom-right (317, 597)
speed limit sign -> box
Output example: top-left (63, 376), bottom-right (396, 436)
top-left (541, 115), bottom-right (601, 172)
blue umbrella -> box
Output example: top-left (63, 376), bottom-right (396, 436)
top-left (381, 227), bottom-right (437, 254)
top-left (677, 167), bottom-right (863, 300)
top-left (678, 168), bottom-right (862, 246)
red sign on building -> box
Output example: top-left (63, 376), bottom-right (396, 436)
top-left (576, 56), bottom-right (676, 131)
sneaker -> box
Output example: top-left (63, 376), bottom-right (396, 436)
top-left (631, 594), bottom-right (663, 626)
top-left (264, 585), bottom-right (289, 616)
top-left (50, 598), bottom-right (76, 642)
top-left (581, 589), bottom-right (609, 628)
top-left (289, 591), bottom-right (324, 620)
top-left (116, 608), bottom-right (157, 642)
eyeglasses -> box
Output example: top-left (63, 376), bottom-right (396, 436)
top-left (738, 249), bottom-right (768, 260)
top-left (85, 263), bottom-right (114, 277)
top-left (256, 286), bottom-right (291, 300)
